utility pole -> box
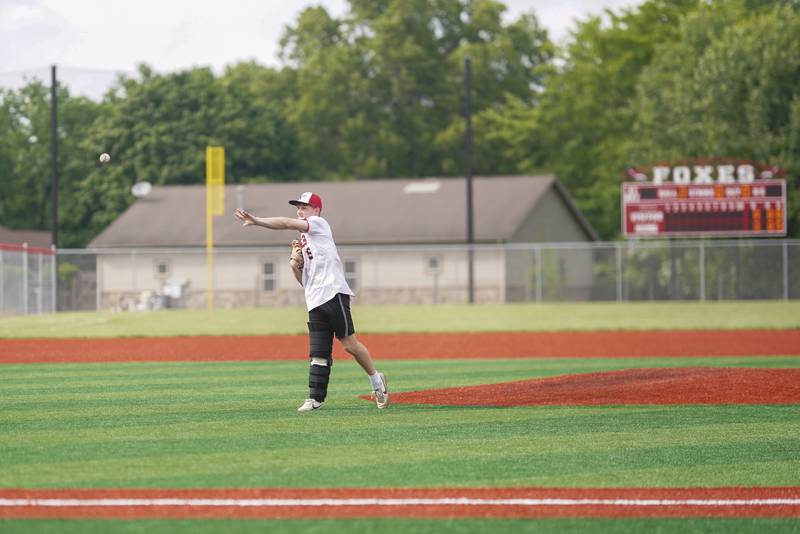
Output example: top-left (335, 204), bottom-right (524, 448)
top-left (464, 56), bottom-right (475, 304)
top-left (50, 65), bottom-right (59, 248)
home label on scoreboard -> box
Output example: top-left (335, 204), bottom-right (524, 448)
top-left (621, 180), bottom-right (786, 237)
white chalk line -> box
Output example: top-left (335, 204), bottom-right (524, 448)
top-left (1, 498), bottom-right (800, 508)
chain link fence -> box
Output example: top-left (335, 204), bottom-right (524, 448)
top-left (3, 240), bottom-right (796, 315)
top-left (43, 239), bottom-right (799, 314)
top-left (0, 244), bottom-right (57, 315)
top-left (505, 239), bottom-right (798, 302)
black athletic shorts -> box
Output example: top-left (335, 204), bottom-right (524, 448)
top-left (308, 293), bottom-right (355, 340)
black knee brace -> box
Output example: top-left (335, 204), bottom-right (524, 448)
top-left (307, 321), bottom-right (333, 402)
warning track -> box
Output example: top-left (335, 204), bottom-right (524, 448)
top-left (1, 488), bottom-right (799, 519)
top-left (1, 329), bottom-right (799, 363)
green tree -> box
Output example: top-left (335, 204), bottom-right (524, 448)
top-left (0, 82), bottom-right (58, 232)
top-left (217, 62), bottom-right (303, 182)
top-left (434, 6), bottom-right (554, 175)
top-left (280, 0), bottom-right (554, 179)
top-left (0, 80), bottom-right (100, 246)
top-left (72, 66), bottom-right (222, 245)
top-left (634, 2), bottom-right (800, 235)
top-left (71, 63), bottom-right (302, 246)
top-left (434, 93), bottom-right (545, 175)
top-left (280, 6), bottom-right (377, 178)
top-left (533, 0), bottom-right (699, 239)
top-left (3, 0), bottom-right (556, 246)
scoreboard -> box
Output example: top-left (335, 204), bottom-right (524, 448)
top-left (622, 180), bottom-right (787, 238)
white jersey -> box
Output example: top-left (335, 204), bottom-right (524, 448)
top-left (299, 215), bottom-right (354, 311)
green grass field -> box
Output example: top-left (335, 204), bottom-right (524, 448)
top-left (3, 357), bottom-right (799, 489)
top-left (1, 301), bottom-right (799, 533)
top-left (1, 300), bottom-right (799, 338)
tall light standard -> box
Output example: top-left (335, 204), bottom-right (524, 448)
top-left (464, 56), bottom-right (475, 304)
top-left (50, 65), bottom-right (59, 248)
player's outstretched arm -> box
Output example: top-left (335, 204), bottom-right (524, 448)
top-left (235, 209), bottom-right (309, 231)
top-left (234, 209), bottom-right (258, 227)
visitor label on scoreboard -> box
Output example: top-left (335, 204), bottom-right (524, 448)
top-left (621, 180), bottom-right (786, 237)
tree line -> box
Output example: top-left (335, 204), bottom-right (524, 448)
top-left (0, 0), bottom-right (798, 247)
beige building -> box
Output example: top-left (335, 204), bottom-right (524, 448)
top-left (88, 176), bottom-right (597, 309)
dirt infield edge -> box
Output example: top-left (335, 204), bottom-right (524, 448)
top-left (1, 329), bottom-right (799, 363)
top-left (1, 487), bottom-right (799, 519)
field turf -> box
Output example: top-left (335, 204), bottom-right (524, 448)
top-left (1, 300), bottom-right (799, 338)
top-left (1, 302), bottom-right (799, 532)
top-left (2, 357), bottom-right (799, 490)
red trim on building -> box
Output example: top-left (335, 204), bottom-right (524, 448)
top-left (0, 243), bottom-right (55, 255)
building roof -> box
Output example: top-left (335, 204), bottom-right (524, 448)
top-left (0, 225), bottom-right (53, 248)
top-left (89, 176), bottom-right (597, 248)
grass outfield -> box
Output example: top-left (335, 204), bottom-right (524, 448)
top-left (2, 302), bottom-right (799, 532)
top-left (2, 357), bottom-right (799, 489)
top-left (1, 300), bottom-right (799, 338)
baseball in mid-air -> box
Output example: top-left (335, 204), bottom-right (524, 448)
top-left (99, 153), bottom-right (111, 163)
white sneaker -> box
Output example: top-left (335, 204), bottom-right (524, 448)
top-left (373, 373), bottom-right (389, 409)
top-left (297, 398), bottom-right (324, 412)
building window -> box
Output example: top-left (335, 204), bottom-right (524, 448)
top-left (426, 256), bottom-right (442, 274)
top-left (344, 259), bottom-right (357, 290)
top-left (154, 259), bottom-right (170, 279)
top-left (262, 262), bottom-right (276, 292)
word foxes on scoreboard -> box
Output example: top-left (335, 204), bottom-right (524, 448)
top-left (622, 160), bottom-right (787, 238)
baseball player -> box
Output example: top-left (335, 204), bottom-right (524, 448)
top-left (235, 192), bottom-right (389, 412)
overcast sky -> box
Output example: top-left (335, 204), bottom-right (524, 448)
top-left (0, 0), bottom-right (642, 97)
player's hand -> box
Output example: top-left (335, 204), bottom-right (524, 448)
top-left (235, 209), bottom-right (256, 227)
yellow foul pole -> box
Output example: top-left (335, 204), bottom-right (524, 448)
top-left (205, 146), bottom-right (225, 310)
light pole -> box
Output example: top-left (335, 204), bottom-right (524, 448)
top-left (50, 64), bottom-right (59, 248)
top-left (464, 56), bottom-right (475, 304)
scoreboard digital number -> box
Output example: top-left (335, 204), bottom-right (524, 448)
top-left (622, 180), bottom-right (787, 237)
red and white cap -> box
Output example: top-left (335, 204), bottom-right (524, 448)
top-left (289, 191), bottom-right (323, 211)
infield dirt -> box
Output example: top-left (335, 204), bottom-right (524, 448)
top-left (1, 487), bottom-right (799, 519)
top-left (387, 367), bottom-right (800, 406)
top-left (1, 329), bottom-right (799, 363)
top-left (2, 330), bottom-right (799, 520)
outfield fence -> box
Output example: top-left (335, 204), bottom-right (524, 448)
top-left (37, 239), bottom-right (798, 313)
top-left (2, 239), bottom-right (797, 315)
top-left (0, 243), bottom-right (57, 316)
